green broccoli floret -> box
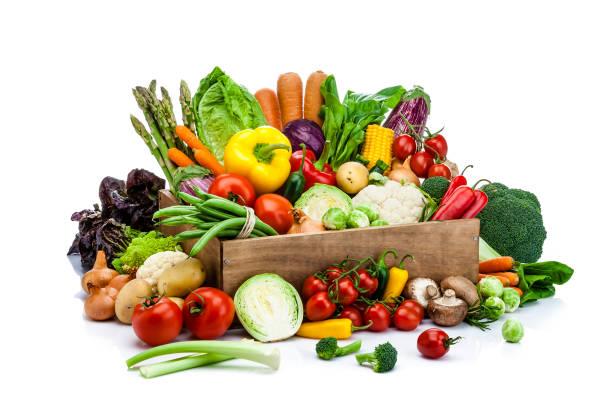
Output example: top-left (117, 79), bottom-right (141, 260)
top-left (316, 337), bottom-right (362, 360)
top-left (421, 177), bottom-right (450, 201)
top-left (355, 342), bottom-right (397, 373)
top-left (477, 184), bottom-right (546, 263)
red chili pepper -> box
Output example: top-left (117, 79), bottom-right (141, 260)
top-left (461, 190), bottom-right (488, 218)
top-left (440, 165), bottom-right (473, 205)
top-left (290, 149), bottom-right (336, 190)
top-left (432, 186), bottom-right (476, 220)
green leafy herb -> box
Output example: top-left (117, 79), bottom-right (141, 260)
top-left (516, 261), bottom-right (574, 305)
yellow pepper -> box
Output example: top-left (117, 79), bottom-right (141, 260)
top-left (296, 319), bottom-right (354, 339)
top-left (382, 254), bottom-right (414, 300)
top-left (223, 126), bottom-right (292, 194)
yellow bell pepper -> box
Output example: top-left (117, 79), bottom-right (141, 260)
top-left (223, 126), bottom-right (292, 194)
top-left (382, 254), bottom-right (414, 300)
top-left (296, 319), bottom-right (354, 339)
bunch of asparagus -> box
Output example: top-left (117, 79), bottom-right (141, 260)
top-left (130, 80), bottom-right (197, 189)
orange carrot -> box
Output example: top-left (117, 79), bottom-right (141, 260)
top-left (255, 88), bottom-right (282, 130)
top-left (509, 287), bottom-right (523, 296)
top-left (479, 273), bottom-right (510, 287)
top-left (304, 71), bottom-right (327, 127)
top-left (168, 148), bottom-right (196, 167)
top-left (176, 125), bottom-right (207, 150)
top-left (194, 149), bottom-right (225, 176)
top-left (277, 72), bottom-right (303, 127)
top-left (484, 272), bottom-right (519, 286)
top-left (479, 256), bottom-right (515, 273)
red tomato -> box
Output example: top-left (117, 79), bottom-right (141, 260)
top-left (400, 300), bottom-right (425, 322)
top-left (427, 163), bottom-right (451, 180)
top-left (363, 303), bottom-right (391, 332)
top-left (410, 151), bottom-right (434, 178)
top-left (424, 135), bottom-right (448, 161)
top-left (357, 269), bottom-right (378, 297)
top-left (302, 275), bottom-right (328, 300)
top-left (417, 328), bottom-right (461, 359)
top-left (305, 291), bottom-right (336, 321)
top-left (325, 267), bottom-right (343, 281)
top-left (183, 287), bottom-right (234, 340)
top-left (253, 194), bottom-right (293, 234)
top-left (208, 174), bottom-right (256, 207)
top-left (132, 297), bottom-right (183, 346)
top-left (393, 134), bottom-right (418, 160)
top-left (339, 306), bottom-right (363, 327)
top-left (393, 306), bottom-right (421, 331)
top-left (334, 278), bottom-right (359, 306)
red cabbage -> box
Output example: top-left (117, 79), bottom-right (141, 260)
top-left (282, 119), bottom-right (325, 158)
top-left (180, 176), bottom-right (215, 197)
top-left (383, 86), bottom-right (430, 138)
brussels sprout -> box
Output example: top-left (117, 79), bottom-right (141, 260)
top-left (371, 220), bottom-right (389, 227)
top-left (501, 288), bottom-right (521, 312)
top-left (477, 276), bottom-right (504, 298)
top-left (356, 202), bottom-right (380, 223)
top-left (502, 318), bottom-right (524, 343)
top-left (322, 207), bottom-right (348, 230)
top-left (484, 296), bottom-right (505, 320)
top-left (347, 210), bottom-right (370, 228)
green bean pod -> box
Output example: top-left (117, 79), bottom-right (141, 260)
top-left (173, 229), bottom-right (207, 241)
top-left (157, 215), bottom-right (203, 226)
top-left (178, 192), bottom-right (203, 206)
top-left (153, 206), bottom-right (199, 219)
top-left (189, 218), bottom-right (252, 256)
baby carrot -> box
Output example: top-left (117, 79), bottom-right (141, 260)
top-left (484, 272), bottom-right (519, 286)
top-left (255, 88), bottom-right (282, 130)
top-left (479, 256), bottom-right (515, 273)
top-left (194, 148), bottom-right (225, 176)
top-left (176, 125), bottom-right (207, 151)
top-left (168, 148), bottom-right (196, 167)
top-left (509, 287), bottom-right (523, 296)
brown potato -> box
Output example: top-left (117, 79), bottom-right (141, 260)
top-left (114, 279), bottom-right (153, 324)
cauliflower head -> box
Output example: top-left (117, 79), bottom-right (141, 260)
top-left (136, 251), bottom-right (188, 293)
top-left (352, 180), bottom-right (425, 225)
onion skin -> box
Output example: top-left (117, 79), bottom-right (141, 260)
top-left (388, 168), bottom-right (420, 186)
top-left (84, 284), bottom-right (118, 321)
top-left (287, 209), bottom-right (325, 234)
top-left (107, 272), bottom-right (135, 293)
top-left (81, 251), bottom-right (118, 293)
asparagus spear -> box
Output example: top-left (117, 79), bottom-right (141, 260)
top-left (137, 86), bottom-right (176, 150)
top-left (130, 115), bottom-right (174, 187)
top-left (179, 80), bottom-right (197, 134)
top-left (148, 79), bottom-right (157, 95)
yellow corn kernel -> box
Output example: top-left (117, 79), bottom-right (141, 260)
top-left (360, 124), bottom-right (394, 173)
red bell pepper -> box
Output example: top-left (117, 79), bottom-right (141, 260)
top-left (290, 149), bottom-right (336, 190)
top-left (461, 190), bottom-right (488, 218)
top-left (440, 165), bottom-right (473, 205)
top-left (432, 186), bottom-right (475, 220)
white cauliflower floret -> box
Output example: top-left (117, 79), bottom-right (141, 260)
top-left (136, 251), bottom-right (188, 293)
top-left (352, 180), bottom-right (425, 224)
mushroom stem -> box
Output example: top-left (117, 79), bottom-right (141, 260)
top-left (426, 285), bottom-right (438, 298)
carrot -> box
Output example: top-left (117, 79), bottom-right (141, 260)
top-left (479, 273), bottom-right (510, 287)
top-left (277, 72), bottom-right (303, 127)
top-left (176, 125), bottom-right (207, 151)
top-left (194, 149), bottom-right (225, 176)
top-left (484, 272), bottom-right (519, 286)
top-left (168, 148), bottom-right (196, 167)
top-left (479, 256), bottom-right (515, 273)
top-left (509, 287), bottom-right (523, 297)
top-left (304, 71), bottom-right (327, 127)
top-left (254, 88), bottom-right (282, 130)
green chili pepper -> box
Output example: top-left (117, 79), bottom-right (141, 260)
top-left (279, 143), bottom-right (307, 204)
top-left (372, 250), bottom-right (398, 300)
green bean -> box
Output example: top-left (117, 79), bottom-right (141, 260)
top-left (196, 205), bottom-right (234, 221)
top-left (201, 199), bottom-right (278, 236)
top-left (178, 192), bottom-right (203, 206)
top-left (189, 218), bottom-right (251, 256)
top-left (173, 229), bottom-right (207, 241)
top-left (153, 207), bottom-right (199, 219)
top-left (157, 215), bottom-right (203, 226)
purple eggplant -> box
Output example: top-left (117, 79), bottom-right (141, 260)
top-left (383, 86), bottom-right (430, 138)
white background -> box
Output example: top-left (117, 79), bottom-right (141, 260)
top-left (2, 0), bottom-right (610, 406)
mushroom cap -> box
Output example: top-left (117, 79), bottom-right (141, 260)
top-left (427, 289), bottom-right (468, 326)
top-left (441, 276), bottom-right (479, 307)
top-left (404, 277), bottom-right (440, 309)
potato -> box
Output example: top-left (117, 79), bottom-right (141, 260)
top-left (167, 297), bottom-right (185, 310)
top-left (336, 162), bottom-right (369, 194)
top-left (115, 279), bottom-right (153, 324)
top-left (157, 257), bottom-right (205, 297)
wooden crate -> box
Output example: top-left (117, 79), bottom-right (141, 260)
top-left (159, 190), bottom-right (480, 296)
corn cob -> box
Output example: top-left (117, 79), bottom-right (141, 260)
top-left (360, 125), bottom-right (394, 173)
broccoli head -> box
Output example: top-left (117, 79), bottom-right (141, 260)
top-left (316, 337), bottom-right (362, 360)
top-left (477, 184), bottom-right (546, 263)
top-left (355, 342), bottom-right (397, 373)
top-left (421, 176), bottom-right (450, 201)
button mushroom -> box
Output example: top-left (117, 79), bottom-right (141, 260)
top-left (403, 277), bottom-right (441, 310)
top-left (440, 276), bottom-right (479, 307)
top-left (427, 289), bottom-right (468, 327)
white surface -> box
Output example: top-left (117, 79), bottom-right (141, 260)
top-left (2, 0), bottom-right (610, 406)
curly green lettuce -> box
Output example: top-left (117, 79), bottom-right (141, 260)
top-left (111, 231), bottom-right (180, 273)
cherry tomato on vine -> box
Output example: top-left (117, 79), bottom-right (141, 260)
top-left (302, 275), bottom-right (328, 300)
top-left (400, 299), bottom-right (425, 322)
top-left (424, 135), bottom-right (448, 161)
top-left (325, 267), bottom-right (344, 281)
top-left (410, 151), bottom-right (434, 178)
top-left (357, 269), bottom-right (378, 297)
top-left (339, 306), bottom-right (363, 327)
top-left (132, 297), bottom-right (183, 346)
top-left (417, 328), bottom-right (461, 359)
top-left (334, 278), bottom-right (359, 306)
top-left (393, 306), bottom-right (421, 331)
top-left (427, 163), bottom-right (451, 180)
top-left (305, 291), bottom-right (336, 321)
top-left (253, 194), bottom-right (293, 234)
top-left (183, 287), bottom-right (234, 340)
top-left (363, 303), bottom-right (392, 332)
top-left (393, 134), bottom-right (418, 160)
top-left (208, 173), bottom-right (256, 207)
